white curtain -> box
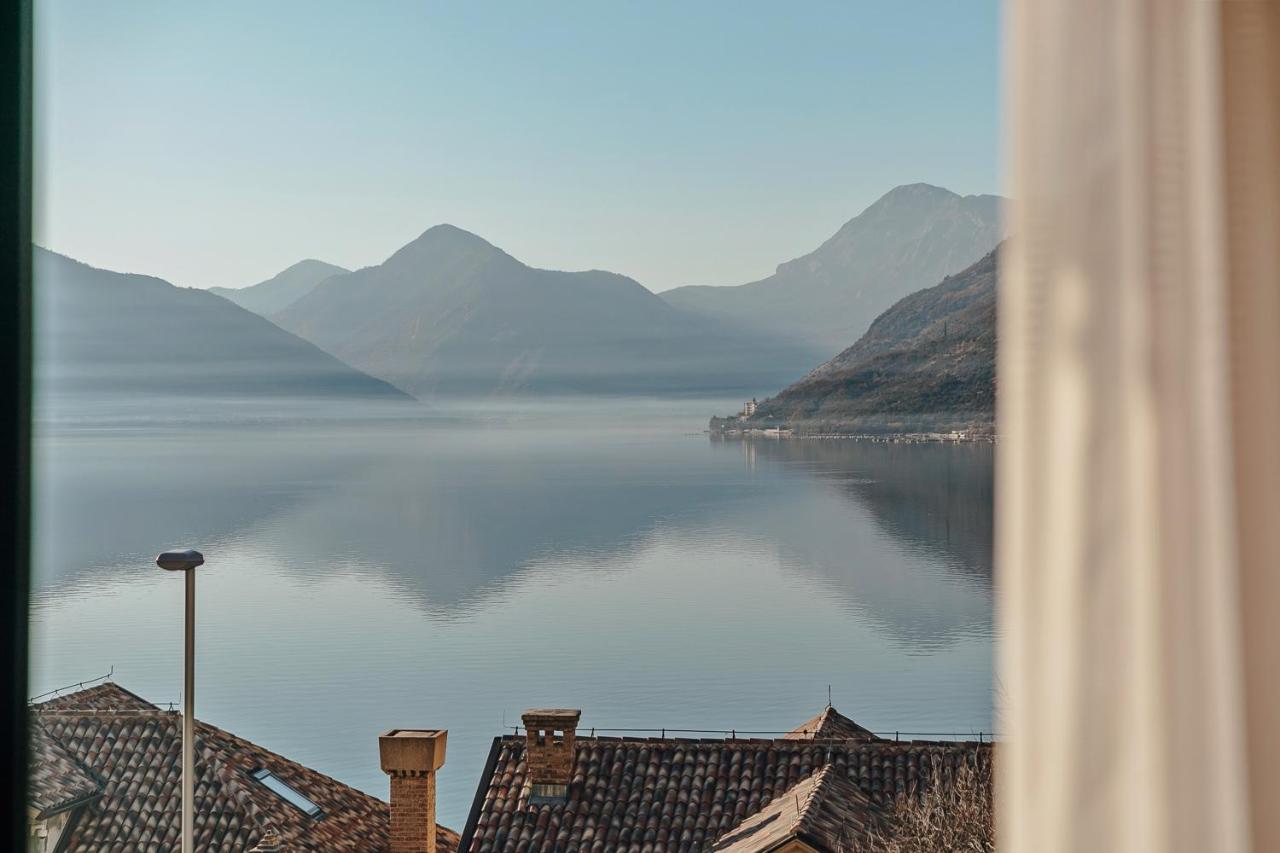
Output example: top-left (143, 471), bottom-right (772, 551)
top-left (998, 2), bottom-right (1280, 852)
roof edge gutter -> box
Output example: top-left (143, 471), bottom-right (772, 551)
top-left (456, 736), bottom-right (503, 853)
top-left (34, 789), bottom-right (100, 823)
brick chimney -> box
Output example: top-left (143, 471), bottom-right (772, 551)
top-left (521, 709), bottom-right (581, 804)
top-left (379, 729), bottom-right (447, 853)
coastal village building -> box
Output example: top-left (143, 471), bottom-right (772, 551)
top-left (27, 683), bottom-right (459, 852)
top-left (458, 707), bottom-right (989, 852)
top-left (29, 684), bottom-right (990, 852)
top-left (741, 398), bottom-right (758, 418)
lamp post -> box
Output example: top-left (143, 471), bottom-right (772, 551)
top-left (157, 548), bottom-right (204, 853)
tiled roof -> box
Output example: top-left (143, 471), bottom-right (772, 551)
top-left (28, 720), bottom-right (101, 819)
top-left (783, 706), bottom-right (877, 741)
top-left (30, 683), bottom-right (459, 852)
top-left (708, 766), bottom-right (882, 852)
top-left (36, 681), bottom-right (155, 712)
top-left (458, 707), bottom-right (989, 853)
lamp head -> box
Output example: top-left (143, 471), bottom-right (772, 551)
top-left (156, 549), bottom-right (204, 572)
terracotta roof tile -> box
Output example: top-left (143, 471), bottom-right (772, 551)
top-left (783, 706), bottom-right (876, 741)
top-left (709, 766), bottom-right (883, 852)
top-left (36, 682), bottom-right (156, 712)
top-left (458, 709), bottom-right (989, 853)
top-left (28, 720), bottom-right (101, 819)
top-left (30, 683), bottom-right (459, 852)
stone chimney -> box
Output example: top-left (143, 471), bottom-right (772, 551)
top-left (379, 729), bottom-right (447, 853)
top-left (521, 709), bottom-right (581, 804)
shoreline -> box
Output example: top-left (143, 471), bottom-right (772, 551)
top-left (709, 428), bottom-right (996, 444)
top-left (709, 412), bottom-right (996, 443)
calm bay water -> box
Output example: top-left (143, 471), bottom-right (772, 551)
top-left (30, 396), bottom-right (994, 829)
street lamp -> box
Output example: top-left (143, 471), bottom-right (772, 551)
top-left (157, 548), bottom-right (204, 853)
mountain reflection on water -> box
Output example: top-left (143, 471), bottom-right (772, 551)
top-left (31, 396), bottom-right (994, 828)
top-left (714, 437), bottom-right (993, 650)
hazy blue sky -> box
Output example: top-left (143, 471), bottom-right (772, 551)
top-left (35, 1), bottom-right (1000, 292)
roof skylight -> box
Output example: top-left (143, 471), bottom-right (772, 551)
top-left (251, 768), bottom-right (322, 817)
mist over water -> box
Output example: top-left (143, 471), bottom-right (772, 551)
top-left (30, 395), bottom-right (994, 828)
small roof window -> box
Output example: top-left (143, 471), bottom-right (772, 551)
top-left (252, 768), bottom-right (322, 817)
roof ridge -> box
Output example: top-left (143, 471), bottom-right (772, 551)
top-left (793, 765), bottom-right (834, 828)
top-left (784, 705), bottom-right (879, 741)
top-left (28, 718), bottom-right (104, 819)
top-left (31, 680), bottom-right (161, 712)
top-left (32, 716), bottom-right (104, 781)
top-left (499, 732), bottom-right (987, 748)
top-left (796, 763), bottom-right (885, 849)
top-left (35, 708), bottom-right (170, 716)
top-left (96, 680), bottom-right (160, 709)
top-left (806, 706), bottom-right (842, 736)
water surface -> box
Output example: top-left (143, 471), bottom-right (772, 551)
top-left (31, 396), bottom-right (994, 828)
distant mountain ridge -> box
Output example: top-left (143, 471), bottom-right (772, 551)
top-left (273, 224), bottom-right (818, 398)
top-left (35, 247), bottom-right (407, 399)
top-left (211, 259), bottom-right (348, 316)
top-left (734, 245), bottom-right (999, 434)
top-left (664, 183), bottom-right (1004, 355)
top-left (39, 182), bottom-right (1003, 404)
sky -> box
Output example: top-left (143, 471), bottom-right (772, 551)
top-left (34, 1), bottom-right (1000, 292)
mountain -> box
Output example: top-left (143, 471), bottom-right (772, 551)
top-left (210, 259), bottom-right (348, 316)
top-left (272, 224), bottom-right (817, 398)
top-left (730, 245), bottom-right (999, 435)
top-left (35, 247), bottom-right (407, 399)
top-left (663, 183), bottom-right (1004, 356)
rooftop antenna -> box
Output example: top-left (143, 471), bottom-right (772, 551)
top-left (827, 685), bottom-right (832, 708)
